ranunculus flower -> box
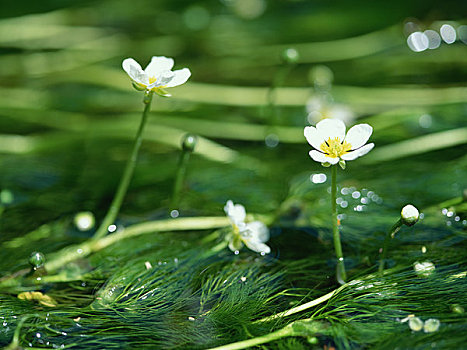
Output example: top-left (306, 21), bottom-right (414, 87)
top-left (224, 200), bottom-right (271, 254)
top-left (122, 56), bottom-right (191, 96)
top-left (304, 118), bottom-right (374, 166)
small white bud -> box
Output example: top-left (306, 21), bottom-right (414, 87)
top-left (401, 204), bottom-right (419, 226)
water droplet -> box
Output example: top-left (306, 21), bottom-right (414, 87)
top-left (265, 134), bottom-right (279, 148)
top-left (421, 246), bottom-right (427, 253)
top-left (240, 276), bottom-right (247, 282)
top-left (77, 249), bottom-right (83, 254)
top-left (36, 332), bottom-right (42, 338)
top-left (340, 201), bottom-right (348, 208)
top-left (336, 197), bottom-right (343, 204)
top-left (338, 257), bottom-right (344, 261)
top-left (407, 31), bottom-right (429, 52)
top-left (341, 187), bottom-right (350, 195)
top-left (310, 173), bottom-right (327, 184)
top-left (447, 211), bottom-right (454, 218)
top-left (440, 24), bottom-right (456, 44)
top-left (420, 213), bottom-right (425, 220)
top-left (108, 224), bottom-right (117, 233)
top-left (74, 211), bottom-right (95, 231)
top-left (170, 209), bottom-right (180, 218)
top-left (441, 208), bottom-right (448, 215)
top-left (424, 31), bottom-right (441, 49)
top-left (454, 216), bottom-right (460, 222)
top-left (419, 114), bottom-right (433, 128)
top-left (29, 252), bottom-right (45, 268)
top-left (351, 191), bottom-right (361, 199)
top-left (360, 197), bottom-right (369, 204)
top-left (234, 250), bottom-right (239, 255)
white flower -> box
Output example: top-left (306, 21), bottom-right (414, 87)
top-left (401, 204), bottom-right (419, 226)
top-left (224, 200), bottom-right (271, 254)
top-left (414, 261), bottom-right (435, 277)
top-left (122, 56), bottom-right (191, 96)
top-left (304, 118), bottom-right (374, 166)
top-left (306, 96), bottom-right (355, 125)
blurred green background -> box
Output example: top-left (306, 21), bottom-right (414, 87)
top-left (0, 0), bottom-right (466, 348)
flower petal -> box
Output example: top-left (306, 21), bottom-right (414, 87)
top-left (243, 238), bottom-right (271, 254)
top-left (341, 143), bottom-right (374, 160)
top-left (344, 124), bottom-right (373, 149)
top-left (304, 126), bottom-right (323, 150)
top-left (144, 56), bottom-right (174, 78)
top-left (148, 71), bottom-right (175, 88)
top-left (316, 118), bottom-right (346, 143)
top-left (165, 68), bottom-right (191, 87)
top-left (224, 200), bottom-right (246, 225)
top-left (327, 157), bottom-right (340, 165)
top-left (245, 221), bottom-right (269, 243)
top-left (309, 150), bottom-right (340, 164)
top-left (122, 58), bottom-right (148, 86)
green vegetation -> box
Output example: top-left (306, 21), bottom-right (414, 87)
top-left (0, 0), bottom-right (466, 349)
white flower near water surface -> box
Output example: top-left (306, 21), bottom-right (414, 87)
top-left (304, 118), bottom-right (374, 167)
top-left (224, 200), bottom-right (271, 255)
top-left (122, 56), bottom-right (191, 96)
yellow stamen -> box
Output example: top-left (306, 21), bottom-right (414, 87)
top-left (320, 137), bottom-right (352, 158)
top-left (149, 76), bottom-right (157, 85)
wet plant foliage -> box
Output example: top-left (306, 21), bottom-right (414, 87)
top-left (0, 0), bottom-right (466, 349)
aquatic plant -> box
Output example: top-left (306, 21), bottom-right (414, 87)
top-left (304, 118), bottom-right (374, 282)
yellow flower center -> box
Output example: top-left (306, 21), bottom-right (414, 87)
top-left (320, 137), bottom-right (352, 158)
top-left (148, 76), bottom-right (157, 85)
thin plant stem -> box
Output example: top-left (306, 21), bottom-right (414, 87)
top-left (255, 285), bottom-right (346, 323)
top-left (206, 324), bottom-right (293, 350)
top-left (332, 165), bottom-right (346, 283)
top-left (93, 91), bottom-right (154, 239)
top-left (169, 149), bottom-right (191, 213)
top-left (378, 218), bottom-right (403, 274)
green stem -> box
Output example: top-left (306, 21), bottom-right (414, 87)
top-left (378, 218), bottom-right (402, 274)
top-left (206, 325), bottom-right (293, 350)
top-left (93, 91), bottom-right (154, 239)
top-left (169, 150), bottom-right (191, 213)
top-left (331, 165), bottom-right (346, 283)
top-left (255, 285), bottom-right (344, 323)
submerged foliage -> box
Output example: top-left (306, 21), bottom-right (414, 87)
top-left (0, 0), bottom-right (466, 349)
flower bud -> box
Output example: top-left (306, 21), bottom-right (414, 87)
top-left (182, 134), bottom-right (197, 152)
top-left (401, 204), bottom-right (419, 226)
